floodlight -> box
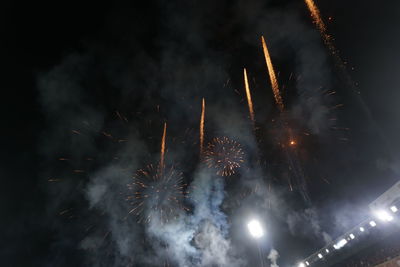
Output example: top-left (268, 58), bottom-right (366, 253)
top-left (390, 205), bottom-right (398, 213)
top-left (247, 219), bottom-right (264, 239)
top-left (374, 210), bottom-right (393, 222)
top-left (334, 239), bottom-right (347, 249)
top-left (298, 263), bottom-right (305, 267)
top-left (349, 233), bottom-right (355, 239)
top-left (369, 220), bottom-right (377, 227)
top-left (325, 248), bottom-right (329, 253)
top-left (318, 253), bottom-right (323, 259)
top-left (305, 261), bottom-right (310, 266)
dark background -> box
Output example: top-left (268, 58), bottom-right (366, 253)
top-left (1, 0), bottom-right (400, 266)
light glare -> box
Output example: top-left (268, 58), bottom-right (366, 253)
top-left (375, 210), bottom-right (393, 222)
top-left (390, 205), bottom-right (398, 213)
top-left (369, 220), bottom-right (377, 227)
top-left (334, 239), bottom-right (347, 249)
top-left (318, 253), bottom-right (323, 259)
top-left (349, 233), bottom-right (355, 239)
top-left (359, 227), bottom-right (365, 232)
top-left (325, 248), bottom-right (329, 253)
top-left (298, 263), bottom-right (305, 267)
top-left (247, 219), bottom-right (264, 239)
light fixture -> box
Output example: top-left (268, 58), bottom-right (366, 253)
top-left (369, 220), bottom-right (377, 227)
top-left (359, 227), bottom-right (365, 232)
top-left (349, 233), bottom-right (355, 239)
top-left (247, 219), bottom-right (264, 239)
top-left (334, 239), bottom-right (347, 249)
top-left (374, 210), bottom-right (393, 222)
top-left (318, 253), bottom-right (323, 259)
top-left (390, 205), bottom-right (398, 213)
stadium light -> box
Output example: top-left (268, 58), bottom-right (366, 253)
top-left (325, 248), bottom-right (330, 253)
top-left (369, 220), bottom-right (377, 227)
top-left (305, 261), bottom-right (310, 266)
top-left (359, 227), bottom-right (365, 232)
top-left (298, 263), bottom-right (305, 267)
top-left (349, 233), bottom-right (355, 239)
top-left (318, 253), bottom-right (323, 259)
top-left (247, 219), bottom-right (264, 239)
top-left (374, 210), bottom-right (394, 222)
top-left (334, 239), bottom-right (347, 250)
top-left (390, 205), bottom-right (398, 213)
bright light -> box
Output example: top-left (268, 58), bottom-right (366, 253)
top-left (318, 253), bottom-right (323, 259)
top-left (369, 220), bottom-right (377, 227)
top-left (305, 261), bottom-right (310, 266)
top-left (325, 248), bottom-right (330, 253)
top-left (334, 239), bottom-right (347, 249)
top-left (359, 227), bottom-right (365, 232)
top-left (247, 219), bottom-right (264, 239)
top-left (374, 210), bottom-right (393, 222)
top-left (390, 205), bottom-right (398, 213)
top-left (349, 233), bottom-right (355, 239)
top-left (298, 263), bottom-right (305, 267)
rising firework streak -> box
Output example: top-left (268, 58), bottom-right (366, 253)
top-left (243, 68), bottom-right (255, 124)
top-left (200, 98), bottom-right (205, 156)
top-left (160, 122), bottom-right (167, 170)
top-left (261, 36), bottom-right (284, 112)
top-left (303, 0), bottom-right (336, 55)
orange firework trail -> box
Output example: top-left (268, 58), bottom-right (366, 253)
top-left (243, 68), bottom-right (255, 123)
top-left (199, 98), bottom-right (205, 155)
top-left (160, 122), bottom-right (167, 170)
top-left (261, 36), bottom-right (284, 112)
top-left (304, 0), bottom-right (336, 54)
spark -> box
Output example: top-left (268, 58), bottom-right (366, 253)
top-left (204, 137), bottom-right (245, 176)
top-left (127, 164), bottom-right (187, 224)
top-left (200, 98), bottom-right (206, 156)
top-left (243, 68), bottom-right (255, 124)
top-left (261, 36), bottom-right (284, 112)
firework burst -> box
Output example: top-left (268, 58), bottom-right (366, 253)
top-left (127, 163), bottom-right (187, 224)
top-left (204, 137), bottom-right (245, 177)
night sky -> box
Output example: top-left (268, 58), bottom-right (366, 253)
top-left (2, 1), bottom-right (400, 266)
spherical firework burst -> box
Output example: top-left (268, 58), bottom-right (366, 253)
top-left (204, 137), bottom-right (245, 176)
top-left (127, 163), bottom-right (187, 224)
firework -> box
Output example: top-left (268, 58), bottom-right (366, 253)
top-left (127, 164), bottom-right (187, 223)
top-left (303, 0), bottom-right (336, 55)
top-left (160, 122), bottom-right (167, 170)
top-left (243, 68), bottom-right (255, 124)
top-left (200, 98), bottom-right (206, 156)
top-left (204, 137), bottom-right (245, 176)
top-left (261, 36), bottom-right (284, 112)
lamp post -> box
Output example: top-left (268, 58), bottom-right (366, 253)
top-left (247, 219), bottom-right (265, 267)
